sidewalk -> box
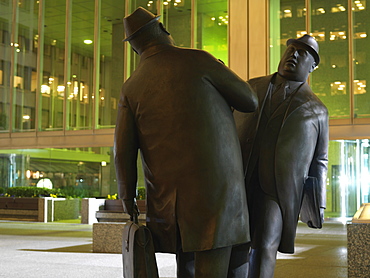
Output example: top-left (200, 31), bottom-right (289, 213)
top-left (0, 220), bottom-right (347, 277)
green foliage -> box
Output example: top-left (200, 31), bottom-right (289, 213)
top-left (137, 186), bottom-right (146, 200)
top-left (5, 186), bottom-right (62, 198)
top-left (1, 186), bottom-right (145, 199)
top-left (2, 186), bottom-right (97, 198)
top-left (58, 186), bottom-right (91, 198)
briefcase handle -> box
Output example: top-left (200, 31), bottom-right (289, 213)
top-left (132, 211), bottom-right (139, 224)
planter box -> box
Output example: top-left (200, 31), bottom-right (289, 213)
top-left (0, 197), bottom-right (80, 222)
top-left (0, 197), bottom-right (44, 221)
top-left (50, 198), bottom-right (80, 221)
top-left (0, 197), bottom-right (39, 210)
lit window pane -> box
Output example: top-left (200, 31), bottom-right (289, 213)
top-left (41, 1), bottom-right (66, 131)
top-left (68, 0), bottom-right (95, 130)
top-left (311, 0), bottom-right (350, 119)
top-left (98, 1), bottom-right (125, 128)
top-left (197, 0), bottom-right (228, 65)
top-left (269, 0), bottom-right (306, 74)
top-left (161, 0), bottom-right (191, 48)
top-left (12, 1), bottom-right (39, 131)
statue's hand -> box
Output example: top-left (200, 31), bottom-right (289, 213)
top-left (122, 199), bottom-right (140, 220)
top-left (307, 208), bottom-right (325, 228)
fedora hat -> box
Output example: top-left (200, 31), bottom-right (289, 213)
top-left (123, 7), bottom-right (161, 41)
top-left (287, 34), bottom-right (320, 65)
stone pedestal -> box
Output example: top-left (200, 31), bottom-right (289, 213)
top-left (347, 203), bottom-right (370, 278)
top-left (92, 214), bottom-right (146, 253)
top-left (93, 222), bottom-right (125, 254)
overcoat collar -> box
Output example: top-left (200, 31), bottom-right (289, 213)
top-left (140, 44), bottom-right (174, 60)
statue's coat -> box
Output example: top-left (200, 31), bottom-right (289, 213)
top-left (234, 73), bottom-right (328, 253)
top-left (115, 44), bottom-right (256, 253)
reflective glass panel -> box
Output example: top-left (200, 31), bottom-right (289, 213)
top-left (327, 140), bottom-right (370, 219)
top-left (311, 0), bottom-right (350, 119)
top-left (13, 0), bottom-right (39, 131)
top-left (0, 0), bottom-right (12, 131)
top-left (41, 1), bottom-right (66, 130)
top-left (68, 0), bottom-right (94, 130)
top-left (98, 1), bottom-right (125, 128)
top-left (162, 0), bottom-right (191, 48)
top-left (197, 0), bottom-right (228, 64)
top-left (0, 146), bottom-right (147, 197)
top-left (269, 0), bottom-right (306, 73)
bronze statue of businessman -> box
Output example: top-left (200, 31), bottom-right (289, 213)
top-left (234, 34), bottom-right (329, 278)
top-left (114, 7), bottom-right (257, 278)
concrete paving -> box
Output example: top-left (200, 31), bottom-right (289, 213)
top-left (0, 220), bottom-right (347, 277)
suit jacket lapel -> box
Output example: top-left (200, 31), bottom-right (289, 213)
top-left (269, 82), bottom-right (311, 122)
top-left (284, 82), bottom-right (311, 119)
top-left (254, 74), bottom-right (274, 129)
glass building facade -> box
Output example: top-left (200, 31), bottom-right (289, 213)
top-left (0, 0), bottom-right (369, 219)
top-left (0, 0), bottom-right (228, 196)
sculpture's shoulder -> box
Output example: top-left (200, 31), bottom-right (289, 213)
top-left (308, 86), bottom-right (328, 114)
top-left (170, 46), bottom-right (220, 62)
top-left (247, 75), bottom-right (274, 89)
top-left (302, 85), bottom-right (328, 116)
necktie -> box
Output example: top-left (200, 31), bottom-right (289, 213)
top-left (270, 83), bottom-right (288, 115)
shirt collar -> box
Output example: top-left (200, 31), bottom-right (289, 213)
top-left (274, 73), bottom-right (304, 94)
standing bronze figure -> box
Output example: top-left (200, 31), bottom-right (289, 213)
top-left (114, 7), bottom-right (257, 277)
top-left (234, 34), bottom-right (329, 278)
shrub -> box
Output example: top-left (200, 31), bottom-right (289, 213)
top-left (137, 186), bottom-right (146, 200)
top-left (5, 186), bottom-right (62, 198)
top-left (3, 186), bottom-right (95, 198)
top-left (58, 186), bottom-right (91, 198)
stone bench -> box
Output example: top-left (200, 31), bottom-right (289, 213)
top-left (94, 199), bottom-right (146, 223)
top-left (81, 198), bottom-right (146, 225)
top-left (0, 197), bottom-right (40, 221)
top-left (95, 210), bottom-right (146, 222)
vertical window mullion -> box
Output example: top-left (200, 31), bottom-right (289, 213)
top-left (36, 0), bottom-right (45, 132)
top-left (64, 0), bottom-right (72, 131)
top-left (93, 0), bottom-right (101, 130)
top-left (348, 0), bottom-right (354, 124)
top-left (9, 0), bottom-right (18, 133)
top-left (191, 0), bottom-right (197, 49)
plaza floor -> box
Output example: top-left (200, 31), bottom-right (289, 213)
top-left (0, 220), bottom-right (347, 277)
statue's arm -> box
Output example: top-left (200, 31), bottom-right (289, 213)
top-left (204, 56), bottom-right (258, 113)
top-left (114, 95), bottom-right (139, 216)
top-left (309, 108), bottom-right (329, 209)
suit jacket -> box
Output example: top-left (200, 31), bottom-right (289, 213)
top-left (114, 44), bottom-right (257, 253)
top-left (234, 73), bottom-right (328, 253)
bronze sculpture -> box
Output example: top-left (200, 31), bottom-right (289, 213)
top-left (114, 7), bottom-right (258, 277)
top-left (234, 34), bottom-right (329, 278)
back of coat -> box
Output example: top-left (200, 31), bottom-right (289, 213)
top-left (118, 45), bottom-right (250, 253)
